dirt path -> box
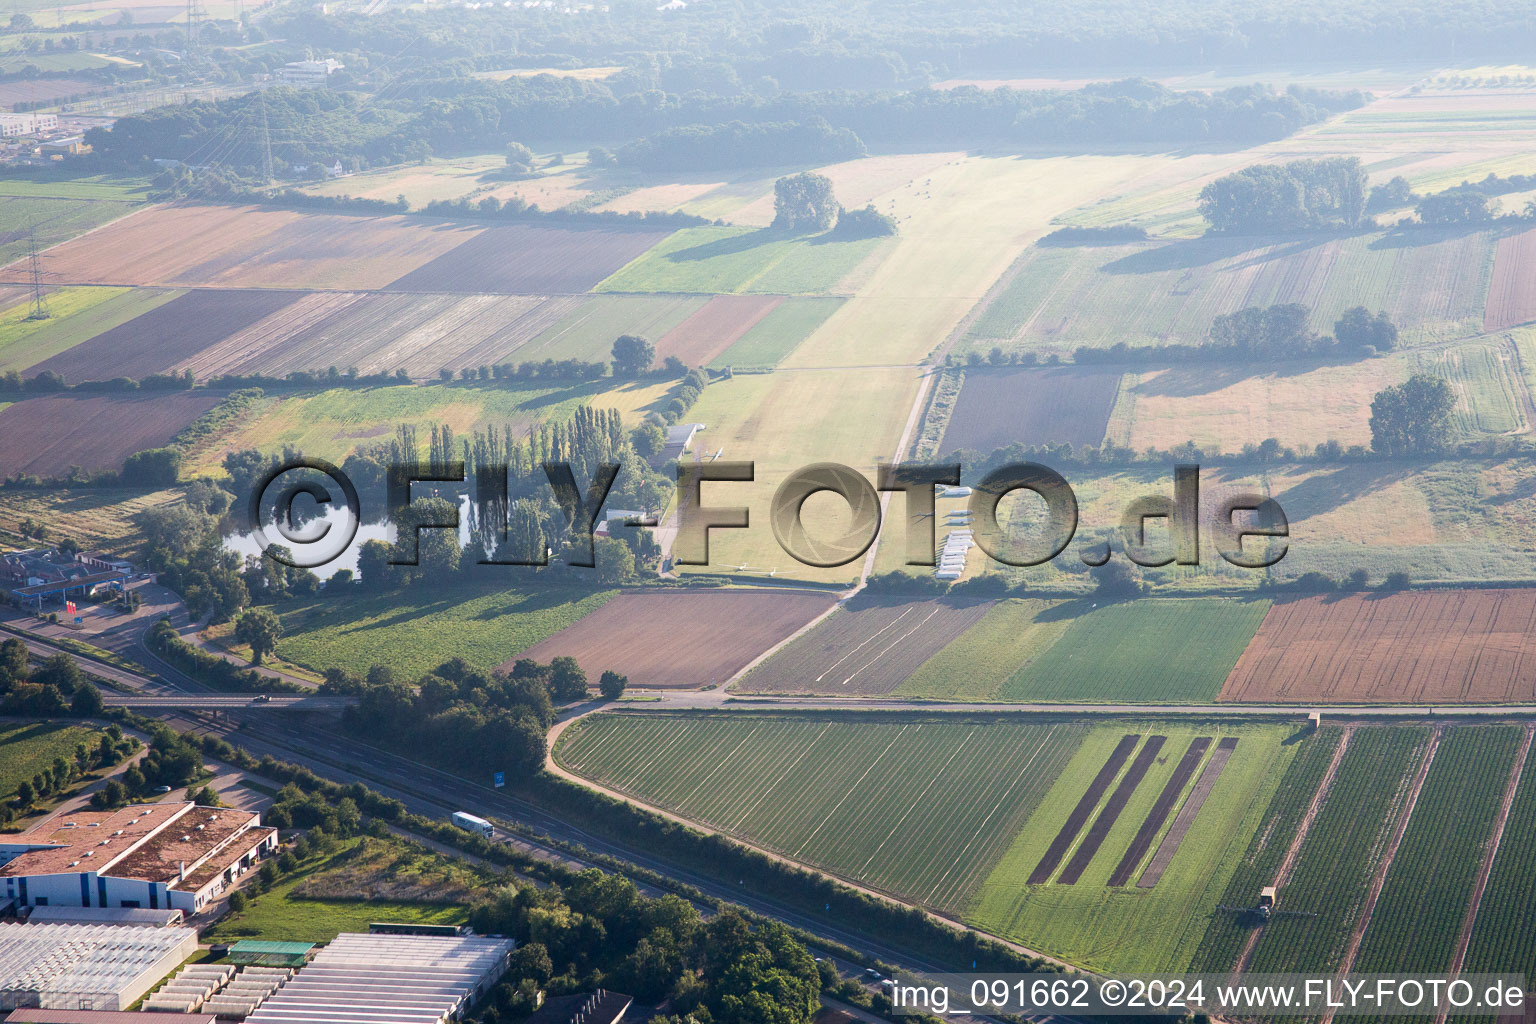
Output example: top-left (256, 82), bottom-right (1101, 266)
top-left (1235, 726), bottom-right (1355, 971)
top-left (1435, 722), bottom-right (1535, 1022)
top-left (1500, 331), bottom-right (1536, 435)
top-left (1323, 726), bottom-right (1443, 1024)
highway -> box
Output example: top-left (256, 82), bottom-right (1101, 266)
top-left (103, 693), bottom-right (357, 710)
top-left (10, 620), bottom-right (1043, 1023)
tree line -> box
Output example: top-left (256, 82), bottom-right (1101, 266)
top-left (86, 77), bottom-right (1361, 179)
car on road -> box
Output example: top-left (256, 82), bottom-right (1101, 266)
top-left (152, 785), bottom-right (172, 793)
top-left (251, 693), bottom-right (271, 703)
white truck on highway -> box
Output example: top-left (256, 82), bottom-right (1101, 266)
top-left (451, 811), bottom-right (493, 838)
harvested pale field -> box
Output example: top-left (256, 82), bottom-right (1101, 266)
top-left (729, 152), bottom-right (961, 227)
top-left (943, 365), bottom-right (1123, 453)
top-left (512, 589), bottom-right (836, 688)
top-left (1219, 590), bottom-right (1536, 703)
top-left (673, 366), bottom-right (922, 585)
top-left (0, 392), bottom-right (222, 477)
top-left (175, 292), bottom-right (584, 379)
top-left (387, 223), bottom-right (671, 294)
top-left (484, 171), bottom-right (594, 210)
top-left (654, 294), bottom-right (783, 366)
top-left (964, 229), bottom-right (1498, 357)
top-left (12, 204), bottom-right (476, 290)
top-left (1107, 357), bottom-right (1402, 453)
top-left (592, 181), bottom-right (727, 216)
top-left (33, 288), bottom-right (303, 382)
top-left (1486, 226), bottom-right (1536, 331)
top-left (737, 596), bottom-right (995, 695)
top-left (784, 153), bottom-right (1180, 368)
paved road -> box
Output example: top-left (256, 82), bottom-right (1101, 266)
top-left (103, 693), bottom-right (356, 710)
top-left (626, 689), bottom-right (1536, 718)
top-left (9, 621), bottom-right (1044, 1023)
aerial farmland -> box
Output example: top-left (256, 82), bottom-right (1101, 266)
top-left (2, 8), bottom-right (1536, 1001)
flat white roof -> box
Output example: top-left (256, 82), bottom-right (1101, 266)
top-left (0, 922), bottom-right (196, 1001)
top-left (244, 934), bottom-right (513, 1024)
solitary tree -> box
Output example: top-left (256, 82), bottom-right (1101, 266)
top-left (612, 334), bottom-right (655, 376)
top-left (1334, 306), bottom-right (1398, 352)
top-left (599, 670), bottom-right (627, 700)
top-left (234, 607), bottom-right (283, 665)
top-left (772, 171), bottom-right (837, 231)
top-left (1369, 374), bottom-right (1455, 455)
top-left (548, 656), bottom-right (588, 703)
top-left (504, 142), bottom-right (535, 175)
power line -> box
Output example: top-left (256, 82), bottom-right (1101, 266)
top-left (25, 231), bottom-right (50, 322)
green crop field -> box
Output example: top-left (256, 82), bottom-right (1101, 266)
top-left (997, 598), bottom-right (1271, 703)
top-left (894, 599), bottom-right (1071, 701)
top-left (968, 721), bottom-right (1294, 974)
top-left (1409, 338), bottom-right (1529, 436)
top-left (557, 713), bottom-right (1085, 913)
top-left (0, 176), bottom-right (152, 202)
top-left (0, 486), bottom-right (182, 551)
top-left (0, 197), bottom-right (142, 267)
top-left (960, 229), bottom-right (1498, 358)
top-left (710, 296), bottom-right (844, 368)
top-left (0, 51), bottom-right (122, 73)
top-left (521, 294), bottom-right (704, 363)
top-left (276, 584), bottom-right (615, 679)
top-left (1244, 727), bottom-right (1430, 973)
top-left (187, 381), bottom-right (611, 471)
top-left (1460, 733), bottom-right (1536, 978)
top-left (0, 287), bottom-right (179, 374)
top-left (0, 720), bottom-right (100, 807)
top-left (1190, 727), bottom-right (1346, 971)
top-left (595, 225), bottom-right (884, 295)
top-left (1355, 725), bottom-right (1522, 973)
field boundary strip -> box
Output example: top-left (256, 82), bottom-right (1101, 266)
top-left (1108, 736), bottom-right (1213, 887)
top-left (1435, 722), bottom-right (1535, 1024)
top-left (1119, 735), bottom-right (1229, 887)
top-left (1137, 736), bottom-right (1239, 889)
top-left (1059, 735), bottom-right (1166, 885)
top-left (1028, 733), bottom-right (1139, 885)
top-left (1322, 727), bottom-right (1443, 1024)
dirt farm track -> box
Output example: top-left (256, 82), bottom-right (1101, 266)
top-left (1220, 589), bottom-right (1536, 703)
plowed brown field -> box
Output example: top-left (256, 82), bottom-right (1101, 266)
top-left (5, 205), bottom-right (477, 289)
top-left (510, 589), bottom-right (835, 688)
top-left (175, 292), bottom-right (583, 379)
top-left (738, 597), bottom-right (995, 695)
top-left (386, 223), bottom-right (671, 294)
top-left (1485, 227), bottom-right (1536, 331)
top-left (654, 295), bottom-right (783, 365)
top-left (1220, 590), bottom-right (1536, 703)
top-left (34, 288), bottom-right (304, 382)
top-left (943, 366), bottom-right (1123, 453)
top-left (0, 392), bottom-right (223, 477)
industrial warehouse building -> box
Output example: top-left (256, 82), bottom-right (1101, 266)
top-left (0, 922), bottom-right (198, 1012)
top-left (0, 803), bottom-right (278, 915)
top-left (244, 932), bottom-right (515, 1024)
